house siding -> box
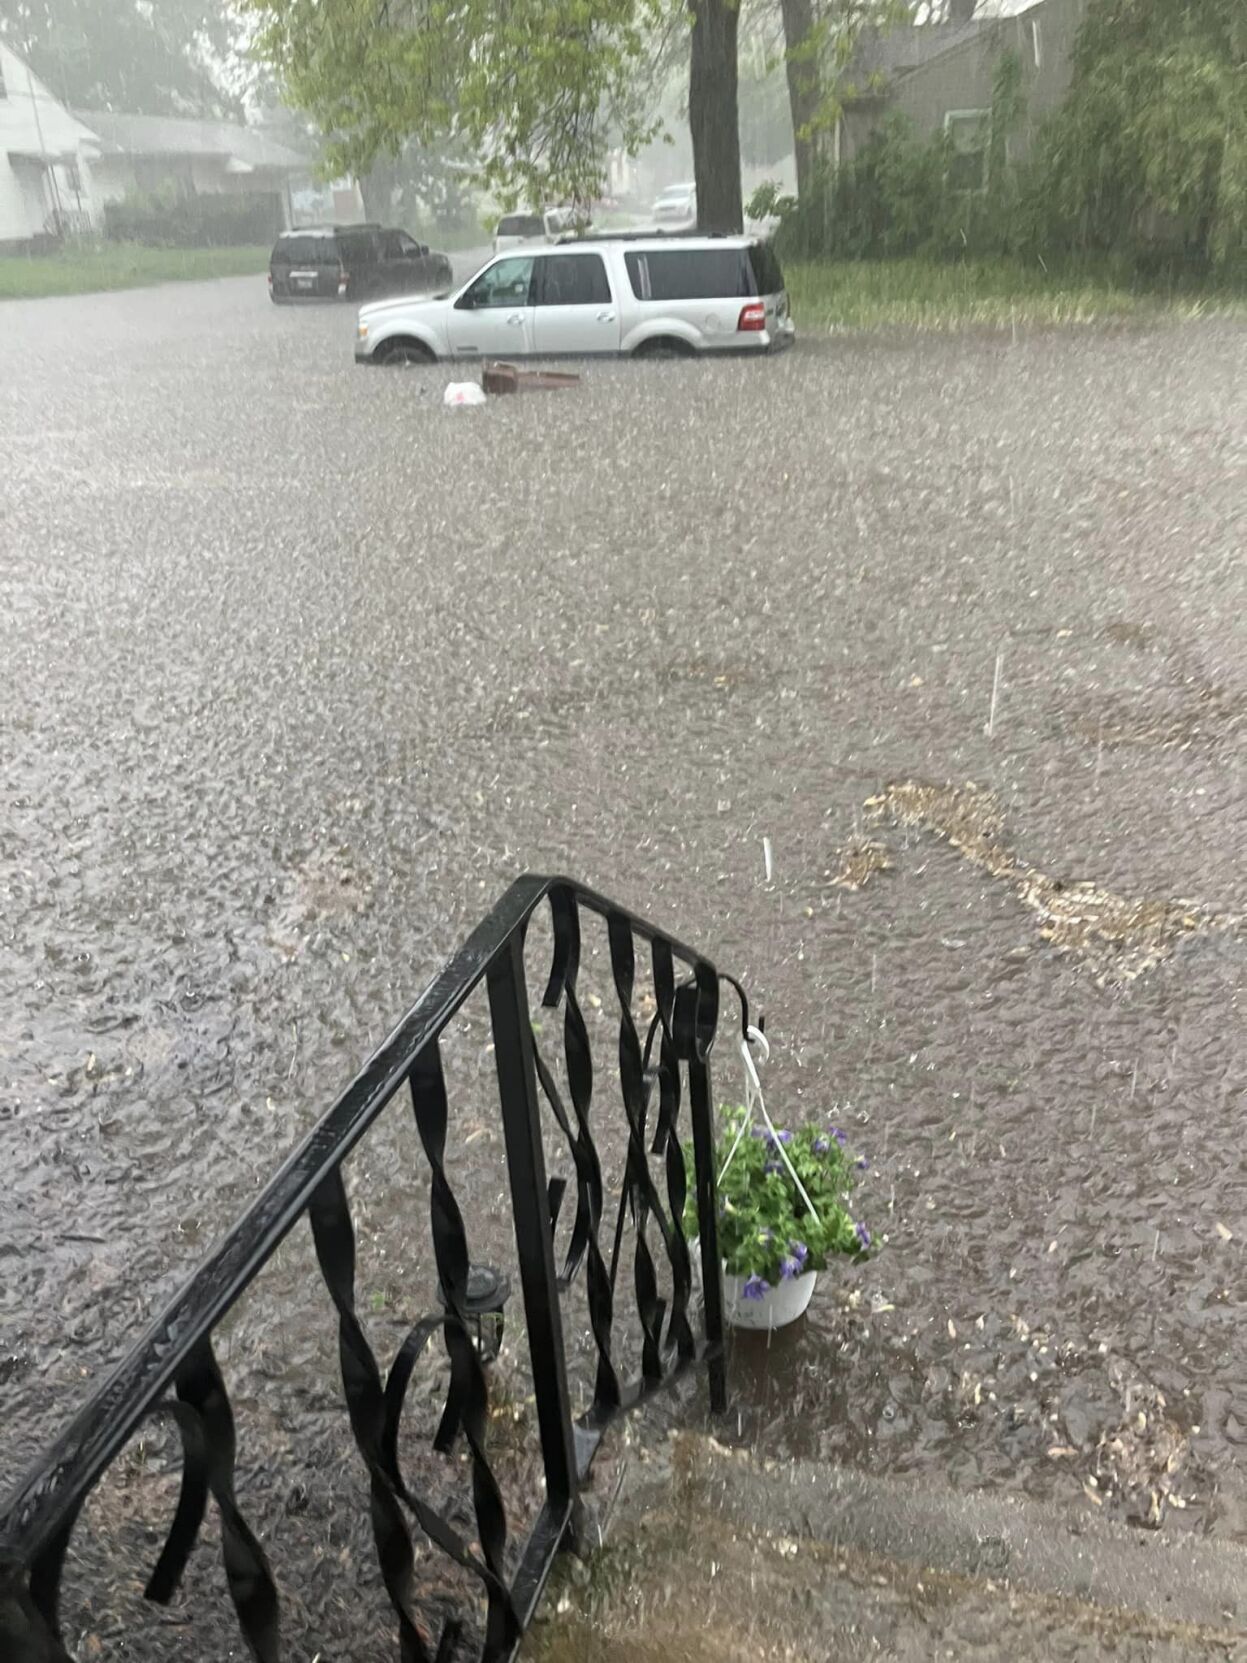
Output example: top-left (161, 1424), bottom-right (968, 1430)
top-left (843, 0), bottom-right (1087, 164)
top-left (0, 41), bottom-right (98, 244)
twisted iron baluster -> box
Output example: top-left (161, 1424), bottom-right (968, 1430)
top-left (408, 1043), bottom-right (513, 1663)
top-left (12, 1344), bottom-right (278, 1663)
top-left (606, 912), bottom-right (668, 1383)
top-left (309, 1168), bottom-right (437, 1663)
top-left (536, 887), bottom-right (620, 1412)
top-left (141, 1340), bottom-right (281, 1662)
top-left (19, 1510), bottom-right (78, 1663)
top-left (649, 942), bottom-right (695, 1360)
top-left (678, 966), bottom-right (728, 1412)
top-left (0, 1556), bottom-right (74, 1663)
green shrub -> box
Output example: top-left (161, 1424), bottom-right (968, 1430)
top-left (103, 190), bottom-right (285, 249)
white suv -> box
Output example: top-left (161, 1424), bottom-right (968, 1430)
top-left (354, 235), bottom-right (795, 365)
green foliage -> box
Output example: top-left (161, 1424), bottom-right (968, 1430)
top-left (0, 244), bottom-right (270, 301)
top-left (783, 255), bottom-right (1247, 332)
top-left (683, 1106), bottom-right (872, 1284)
top-left (775, 53), bottom-right (1027, 262)
top-left (102, 190), bottom-right (285, 248)
top-left (775, 0), bottom-right (1244, 279)
top-left (1031, 0), bottom-right (1246, 272)
top-left (246, 0), bottom-right (665, 210)
top-left (792, 0), bottom-right (917, 148)
top-left (746, 180), bottom-right (796, 221)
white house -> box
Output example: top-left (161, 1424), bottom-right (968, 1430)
top-left (79, 110), bottom-right (307, 226)
top-left (0, 41), bottom-right (99, 247)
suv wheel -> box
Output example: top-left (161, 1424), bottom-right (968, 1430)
top-left (379, 338), bottom-right (434, 366)
top-left (635, 336), bottom-right (695, 361)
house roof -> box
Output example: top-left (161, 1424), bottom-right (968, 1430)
top-left (74, 110), bottom-right (307, 172)
top-left (0, 41), bottom-right (102, 154)
top-left (851, 16), bottom-right (994, 82)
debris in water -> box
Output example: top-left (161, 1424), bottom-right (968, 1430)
top-left (1089, 1365), bottom-right (1191, 1528)
top-left (828, 840), bottom-right (893, 891)
top-left (444, 381), bottom-right (488, 408)
top-left (864, 780), bottom-right (1238, 985)
top-left (482, 360), bottom-right (581, 394)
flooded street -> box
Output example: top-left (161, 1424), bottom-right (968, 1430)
top-left (2, 275), bottom-right (1245, 1635)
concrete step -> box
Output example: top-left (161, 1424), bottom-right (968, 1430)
top-left (527, 1434), bottom-right (1247, 1661)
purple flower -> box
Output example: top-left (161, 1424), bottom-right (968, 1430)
top-left (773, 1129), bottom-right (793, 1145)
top-left (788, 1239), bottom-right (809, 1266)
top-left (812, 1135), bottom-right (830, 1155)
top-left (742, 1274), bottom-right (770, 1300)
top-left (750, 1126), bottom-right (768, 1139)
top-left (763, 1160), bottom-right (783, 1177)
top-left (856, 1157), bottom-right (870, 1170)
top-left (779, 1256), bottom-right (801, 1280)
top-left (832, 1128), bottom-right (848, 1146)
top-left (855, 1221), bottom-right (871, 1250)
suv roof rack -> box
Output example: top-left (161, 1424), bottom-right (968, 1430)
top-left (553, 228), bottom-right (744, 245)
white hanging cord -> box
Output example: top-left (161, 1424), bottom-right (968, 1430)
top-left (718, 1025), bottom-right (822, 1227)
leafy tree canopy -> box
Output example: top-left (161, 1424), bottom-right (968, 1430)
top-left (246, 0), bottom-right (665, 208)
top-left (0, 0), bottom-right (243, 116)
top-left (1041, 0), bottom-right (1247, 268)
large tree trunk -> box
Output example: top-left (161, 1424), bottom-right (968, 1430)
top-left (689, 0), bottom-right (743, 232)
top-left (780, 0), bottom-right (822, 202)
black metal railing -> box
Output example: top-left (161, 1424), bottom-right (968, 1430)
top-left (0, 875), bottom-right (748, 1662)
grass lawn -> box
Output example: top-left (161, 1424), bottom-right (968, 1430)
top-left (785, 256), bottom-right (1245, 332)
top-left (0, 243), bottom-right (270, 301)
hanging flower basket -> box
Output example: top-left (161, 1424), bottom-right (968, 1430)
top-left (722, 1261), bottom-right (818, 1331)
top-left (683, 1033), bottom-right (873, 1332)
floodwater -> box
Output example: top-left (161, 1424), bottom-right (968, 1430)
top-left (1, 278), bottom-right (1245, 1653)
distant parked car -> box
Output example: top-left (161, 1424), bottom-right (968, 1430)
top-left (652, 183), bottom-right (697, 229)
top-left (268, 224), bottom-right (453, 304)
top-left (492, 212), bottom-right (547, 254)
top-left (492, 207), bottom-right (592, 256)
top-left (354, 234), bottom-right (794, 365)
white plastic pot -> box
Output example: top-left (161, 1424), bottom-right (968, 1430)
top-left (691, 1241), bottom-right (818, 1331)
top-left (722, 1267), bottom-right (817, 1331)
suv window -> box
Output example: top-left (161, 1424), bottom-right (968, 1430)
top-left (461, 256), bottom-right (536, 309)
top-left (383, 230), bottom-right (426, 258)
top-left (497, 214), bottom-right (544, 238)
top-left (535, 253), bottom-right (610, 306)
top-left (337, 227), bottom-right (381, 264)
top-left (273, 234), bottom-right (331, 265)
top-left (748, 241), bottom-right (785, 295)
top-left (625, 248), bottom-right (754, 302)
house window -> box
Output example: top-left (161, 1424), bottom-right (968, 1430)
top-left (63, 160), bottom-right (82, 196)
top-left (1031, 18), bottom-right (1043, 67)
top-left (944, 109), bottom-right (990, 193)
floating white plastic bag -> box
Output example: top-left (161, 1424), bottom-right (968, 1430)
top-left (443, 381), bottom-right (487, 409)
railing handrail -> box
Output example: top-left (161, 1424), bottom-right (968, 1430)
top-left (0, 873), bottom-right (742, 1567)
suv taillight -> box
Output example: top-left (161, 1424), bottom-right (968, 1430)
top-left (737, 302), bottom-right (767, 333)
